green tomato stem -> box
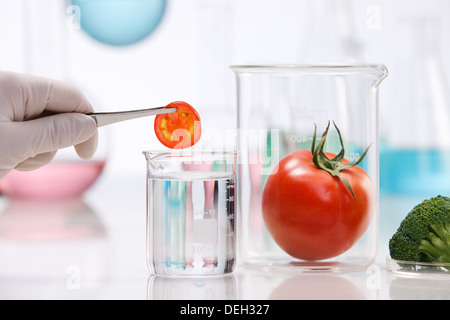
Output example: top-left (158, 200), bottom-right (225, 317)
top-left (311, 121), bottom-right (371, 202)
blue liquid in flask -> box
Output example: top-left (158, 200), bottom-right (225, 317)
top-left (380, 145), bottom-right (450, 196)
top-left (72, 0), bottom-right (167, 46)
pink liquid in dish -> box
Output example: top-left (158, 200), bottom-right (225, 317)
top-left (0, 161), bottom-right (106, 199)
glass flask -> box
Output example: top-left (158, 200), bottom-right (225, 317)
top-left (144, 150), bottom-right (238, 276)
top-left (380, 16), bottom-right (450, 196)
top-left (297, 0), bottom-right (365, 64)
top-left (71, 0), bottom-right (167, 47)
top-left (231, 65), bottom-right (388, 272)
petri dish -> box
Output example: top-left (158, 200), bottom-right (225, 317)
top-left (386, 257), bottom-right (450, 278)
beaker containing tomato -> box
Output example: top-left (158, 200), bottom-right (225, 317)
top-left (231, 65), bottom-right (388, 272)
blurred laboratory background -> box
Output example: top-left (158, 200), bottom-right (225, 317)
top-left (0, 0), bottom-right (449, 187)
top-left (0, 0), bottom-right (450, 299)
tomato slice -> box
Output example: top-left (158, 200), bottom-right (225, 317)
top-left (154, 101), bottom-right (202, 149)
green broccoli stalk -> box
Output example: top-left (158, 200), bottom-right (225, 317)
top-left (419, 223), bottom-right (450, 263)
top-left (389, 195), bottom-right (450, 262)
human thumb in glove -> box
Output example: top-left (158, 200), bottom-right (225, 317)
top-left (0, 71), bottom-right (98, 179)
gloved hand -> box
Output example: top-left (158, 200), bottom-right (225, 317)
top-left (0, 71), bottom-right (98, 179)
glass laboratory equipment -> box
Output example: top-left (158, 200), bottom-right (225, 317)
top-left (0, 150), bottom-right (107, 200)
top-left (71, 0), bottom-right (167, 46)
top-left (144, 150), bottom-right (237, 276)
top-left (298, 0), bottom-right (365, 64)
top-left (231, 65), bottom-right (388, 272)
top-left (380, 16), bottom-right (450, 196)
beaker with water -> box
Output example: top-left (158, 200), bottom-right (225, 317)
top-left (144, 150), bottom-right (237, 276)
top-left (231, 65), bottom-right (388, 272)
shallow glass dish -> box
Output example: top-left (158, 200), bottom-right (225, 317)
top-left (386, 257), bottom-right (450, 277)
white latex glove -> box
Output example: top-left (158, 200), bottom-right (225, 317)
top-left (0, 71), bottom-right (98, 179)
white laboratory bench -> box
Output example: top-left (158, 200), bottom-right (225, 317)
top-left (0, 172), bottom-right (449, 301)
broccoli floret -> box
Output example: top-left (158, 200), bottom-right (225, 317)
top-left (419, 223), bottom-right (450, 263)
top-left (389, 195), bottom-right (450, 262)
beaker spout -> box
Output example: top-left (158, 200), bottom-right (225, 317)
top-left (372, 64), bottom-right (389, 88)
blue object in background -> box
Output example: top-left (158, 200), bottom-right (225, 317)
top-left (380, 144), bottom-right (450, 196)
top-left (72, 0), bottom-right (167, 46)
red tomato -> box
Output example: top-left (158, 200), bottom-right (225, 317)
top-left (262, 149), bottom-right (374, 261)
top-left (154, 101), bottom-right (202, 149)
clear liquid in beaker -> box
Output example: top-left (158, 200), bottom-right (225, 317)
top-left (147, 172), bottom-right (236, 276)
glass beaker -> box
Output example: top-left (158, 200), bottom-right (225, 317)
top-left (231, 65), bottom-right (388, 273)
top-left (144, 150), bottom-right (238, 276)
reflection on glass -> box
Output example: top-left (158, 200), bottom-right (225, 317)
top-left (237, 267), bottom-right (378, 300)
top-left (269, 275), bottom-right (366, 300)
top-left (389, 275), bottom-right (450, 300)
top-left (0, 198), bottom-right (110, 299)
top-left (147, 274), bottom-right (236, 300)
